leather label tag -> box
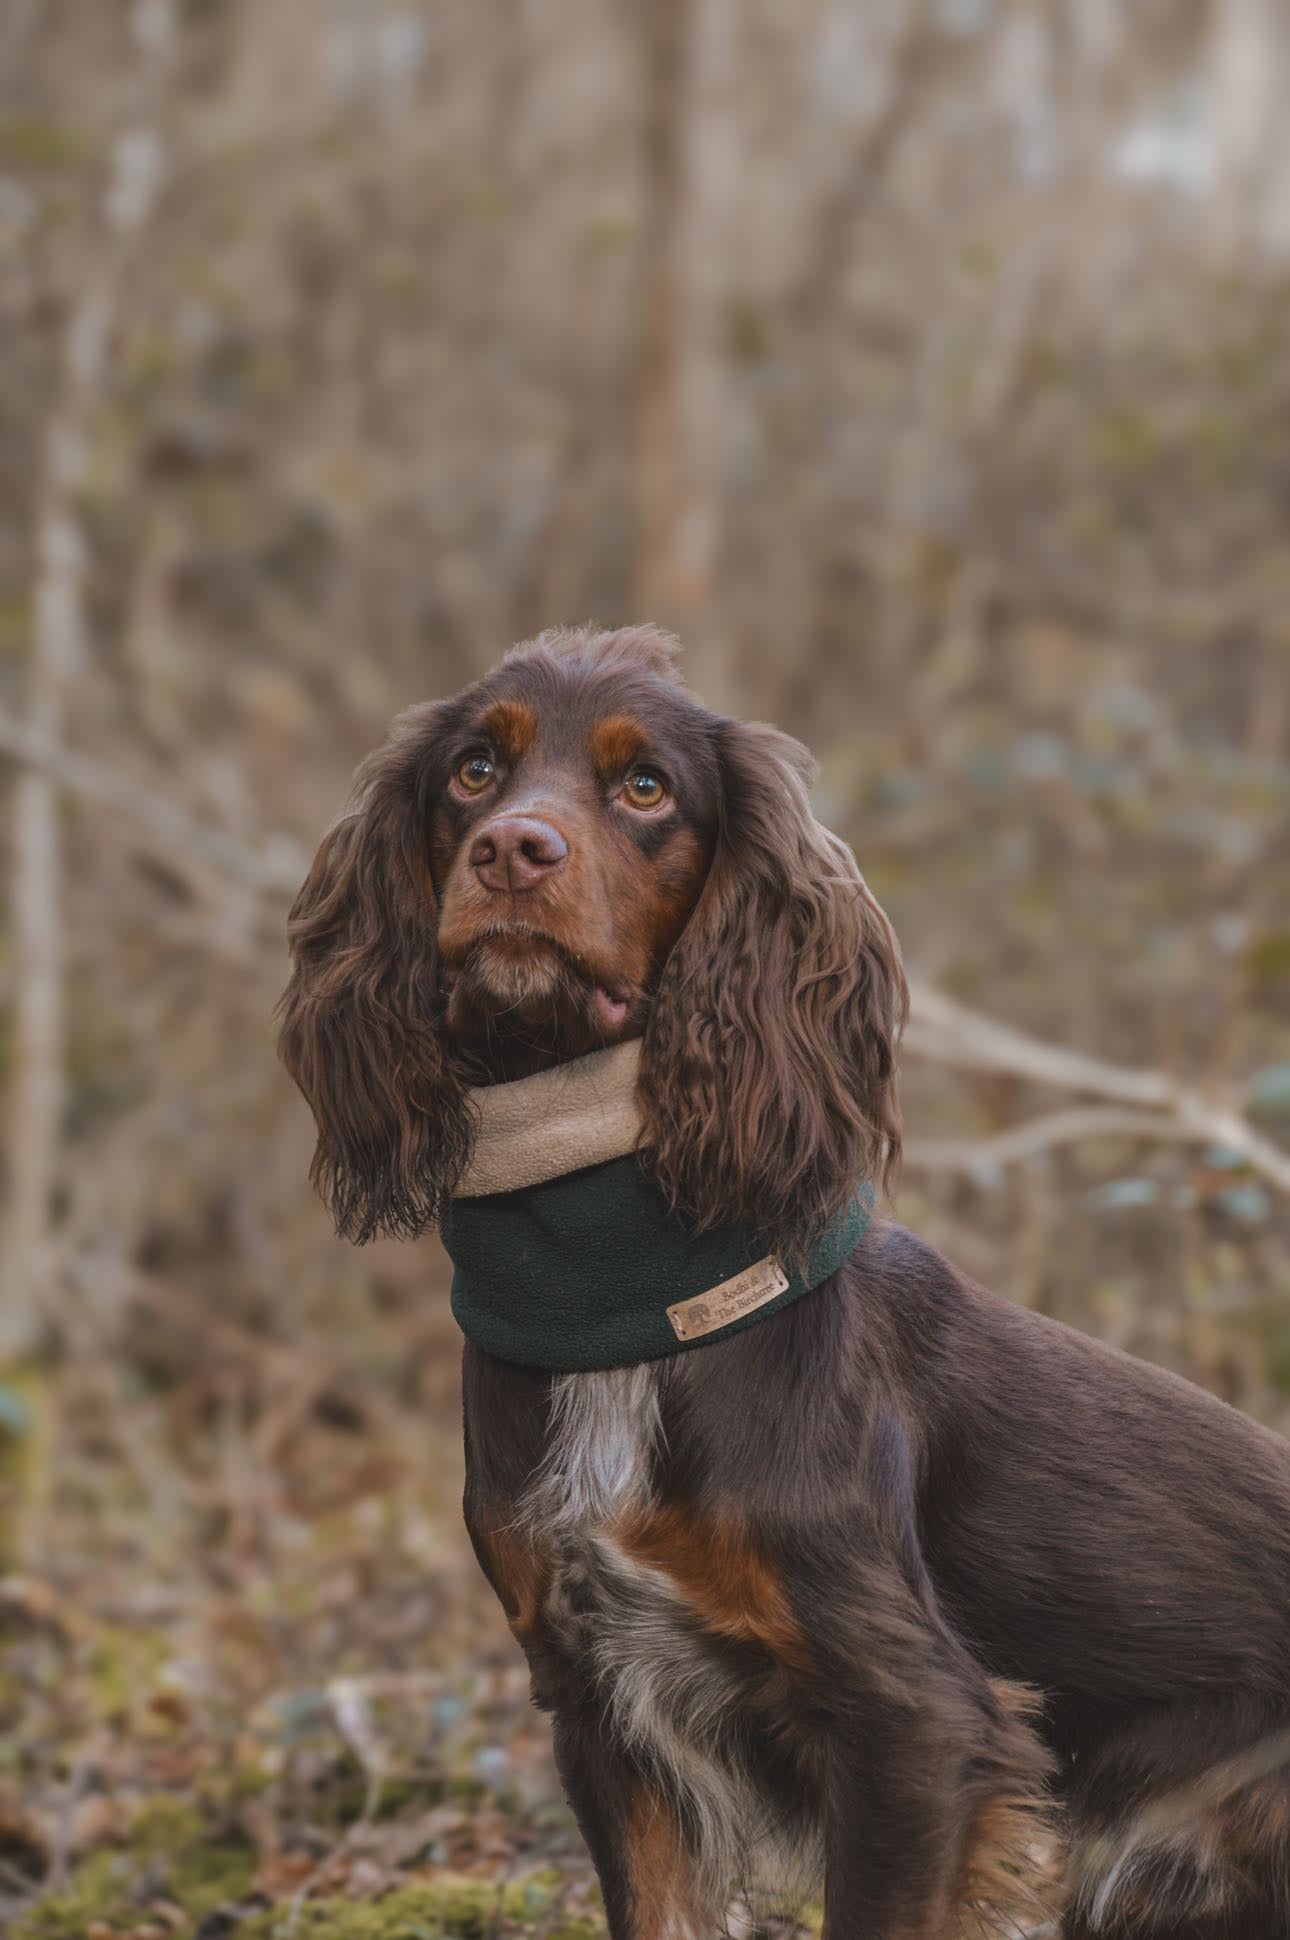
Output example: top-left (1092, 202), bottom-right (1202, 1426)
top-left (666, 1257), bottom-right (790, 1342)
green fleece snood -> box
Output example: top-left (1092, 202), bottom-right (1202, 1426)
top-left (443, 1159), bottom-right (871, 1373)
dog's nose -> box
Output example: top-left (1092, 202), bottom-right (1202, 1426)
top-left (469, 816), bottom-right (568, 894)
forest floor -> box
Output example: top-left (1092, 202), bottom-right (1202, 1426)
top-left (0, 1273), bottom-right (626, 1940)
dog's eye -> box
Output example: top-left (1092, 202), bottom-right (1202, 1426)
top-left (456, 754), bottom-right (496, 795)
top-left (622, 770), bottom-right (666, 810)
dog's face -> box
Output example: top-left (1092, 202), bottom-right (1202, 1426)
top-left (428, 654), bottom-right (720, 1065)
top-left (278, 625), bottom-right (906, 1254)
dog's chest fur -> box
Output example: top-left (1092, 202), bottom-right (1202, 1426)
top-left (521, 1366), bottom-right (733, 1761)
top-left (518, 1367), bottom-right (815, 1908)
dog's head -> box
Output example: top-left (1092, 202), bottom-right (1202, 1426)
top-left (278, 626), bottom-right (906, 1256)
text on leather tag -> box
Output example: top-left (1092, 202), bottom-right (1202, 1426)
top-left (666, 1257), bottom-right (790, 1342)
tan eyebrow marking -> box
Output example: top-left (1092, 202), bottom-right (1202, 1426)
top-left (588, 714), bottom-right (651, 779)
top-left (478, 699), bottom-right (537, 760)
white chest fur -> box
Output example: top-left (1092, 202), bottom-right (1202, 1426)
top-left (520, 1365), bottom-right (664, 1537)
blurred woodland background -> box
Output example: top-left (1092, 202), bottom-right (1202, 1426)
top-left (1, 1), bottom-right (1289, 1934)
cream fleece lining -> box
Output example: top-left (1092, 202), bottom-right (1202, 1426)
top-left (456, 1038), bottom-right (646, 1198)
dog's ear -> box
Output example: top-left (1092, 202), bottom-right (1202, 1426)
top-left (276, 705), bottom-right (471, 1243)
top-left (640, 716), bottom-right (906, 1263)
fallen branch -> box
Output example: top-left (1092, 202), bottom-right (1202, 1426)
top-left (904, 980), bottom-right (1290, 1193)
top-left (905, 1105), bottom-right (1225, 1174)
top-left (906, 981), bottom-right (1177, 1108)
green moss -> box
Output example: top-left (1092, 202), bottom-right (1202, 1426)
top-left (85, 1622), bottom-right (171, 1719)
top-left (1093, 406), bottom-right (1162, 476)
top-left (237, 1871), bottom-right (604, 1938)
top-left (1186, 407), bottom-right (1245, 479)
top-left (0, 593), bottom-right (30, 661)
top-left (0, 115), bottom-right (85, 170)
top-left (16, 1808), bottom-right (601, 1940)
top-left (0, 1370), bottom-right (53, 1569)
top-left (1246, 929), bottom-right (1290, 987)
top-left (582, 211), bottom-right (635, 254)
top-left (14, 1847), bottom-right (127, 1938)
top-left (15, 1797), bottom-right (258, 1938)
top-left (725, 296), bottom-right (769, 364)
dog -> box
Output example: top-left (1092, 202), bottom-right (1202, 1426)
top-left (278, 624), bottom-right (1290, 1938)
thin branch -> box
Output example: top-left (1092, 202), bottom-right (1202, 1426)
top-left (906, 981), bottom-right (1176, 1108)
top-left (904, 980), bottom-right (1290, 1193)
top-left (0, 709), bottom-right (308, 896)
top-left (905, 1106), bottom-right (1224, 1175)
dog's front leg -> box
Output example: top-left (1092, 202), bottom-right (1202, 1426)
top-left (819, 1722), bottom-right (967, 1940)
top-left (548, 1700), bottom-right (716, 1940)
top-left (811, 1609), bottom-right (1051, 1938)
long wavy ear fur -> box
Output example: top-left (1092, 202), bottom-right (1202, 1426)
top-left (276, 706), bottom-right (471, 1244)
top-left (640, 716), bottom-right (907, 1263)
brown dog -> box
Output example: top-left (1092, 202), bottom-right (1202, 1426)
top-left (279, 625), bottom-right (1290, 1939)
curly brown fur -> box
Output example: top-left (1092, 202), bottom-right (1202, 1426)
top-left (641, 712), bottom-right (906, 1266)
top-left (276, 703), bottom-right (473, 1243)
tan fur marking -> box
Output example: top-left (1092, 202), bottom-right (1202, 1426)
top-left (1219, 1769), bottom-right (1290, 1866)
top-left (477, 1525), bottom-right (547, 1643)
top-left (1071, 1725), bottom-right (1290, 1932)
top-left (588, 713), bottom-right (651, 780)
top-left (616, 1506), bottom-right (812, 1673)
top-left (954, 1680), bottom-right (1060, 1939)
top-left (642, 829), bottom-right (709, 968)
top-left (479, 698), bottom-right (538, 760)
top-left (625, 1784), bottom-right (708, 1938)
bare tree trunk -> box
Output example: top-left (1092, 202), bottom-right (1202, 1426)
top-left (4, 0), bottom-right (174, 1354)
top-left (1213, 0), bottom-right (1290, 261)
top-left (9, 481), bottom-right (78, 1353)
top-left (631, 0), bottom-right (736, 708)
